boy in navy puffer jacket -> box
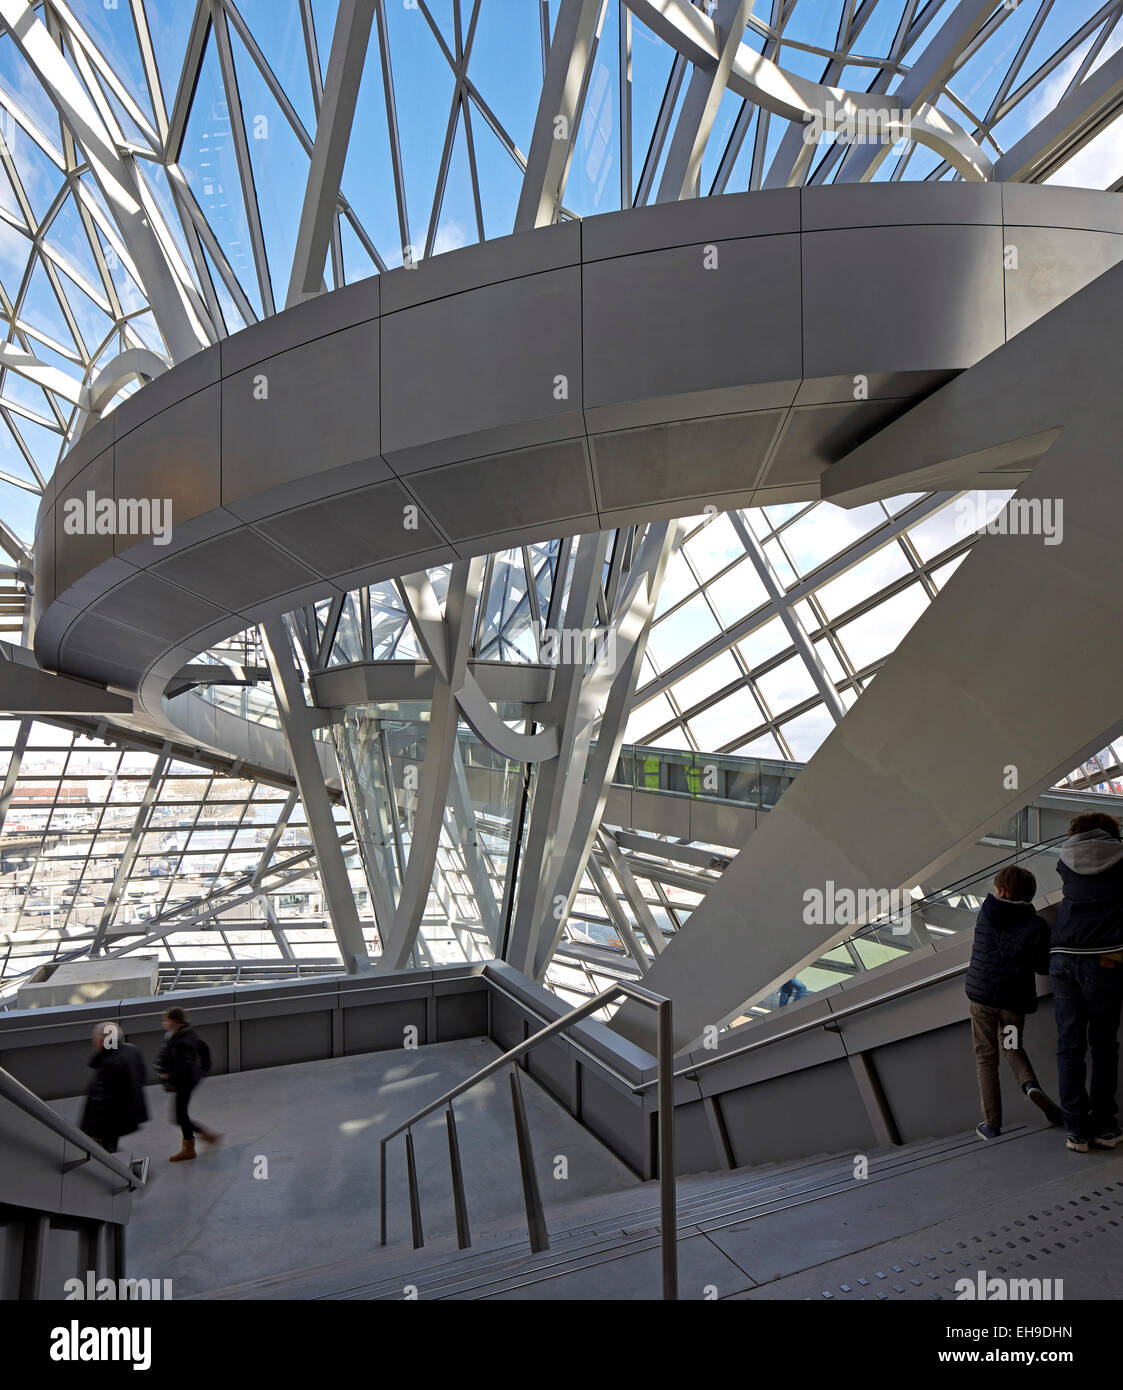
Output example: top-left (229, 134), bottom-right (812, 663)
top-left (966, 864), bottom-right (1061, 1140)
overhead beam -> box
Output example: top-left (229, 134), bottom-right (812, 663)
top-left (287, 0), bottom-right (375, 306)
top-left (836, 0), bottom-right (997, 182)
top-left (515, 0), bottom-right (604, 230)
top-left (995, 44), bottom-right (1123, 183)
top-left (0, 643), bottom-right (133, 715)
top-left (0, 0), bottom-right (212, 360)
top-left (656, 0), bottom-right (755, 203)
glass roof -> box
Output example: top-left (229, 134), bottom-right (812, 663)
top-left (0, 0), bottom-right (1116, 552)
top-left (1, 0), bottom-right (1121, 999)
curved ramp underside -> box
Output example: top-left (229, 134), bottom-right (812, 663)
top-left (33, 182), bottom-right (1123, 1050)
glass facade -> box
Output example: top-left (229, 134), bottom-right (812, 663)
top-left (0, 1), bottom-right (1118, 1004)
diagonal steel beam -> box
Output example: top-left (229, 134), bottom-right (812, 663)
top-left (515, 0), bottom-right (604, 230)
top-left (208, 0), bottom-right (275, 317)
top-left (995, 43), bottom-right (1123, 183)
top-left (287, 0), bottom-right (375, 306)
top-left (836, 0), bottom-right (997, 182)
top-left (584, 850), bottom-right (649, 970)
top-left (91, 743), bottom-right (170, 954)
top-left (532, 524), bottom-right (680, 978)
top-left (656, 0), bottom-right (755, 203)
top-left (504, 531), bottom-right (609, 974)
top-left (0, 0), bottom-right (211, 360)
top-left (377, 558), bottom-right (484, 970)
top-left (261, 615), bottom-right (371, 972)
top-left (597, 827), bottom-right (665, 956)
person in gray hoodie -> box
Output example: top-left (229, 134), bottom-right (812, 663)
top-left (1051, 812), bottom-right (1123, 1152)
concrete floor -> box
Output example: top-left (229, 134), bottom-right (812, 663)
top-left (54, 1038), bottom-right (640, 1298)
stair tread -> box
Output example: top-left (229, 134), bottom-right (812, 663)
top-left (195, 1126), bottom-right (1026, 1301)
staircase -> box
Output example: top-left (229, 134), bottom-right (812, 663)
top-left (196, 1126), bottom-right (1057, 1301)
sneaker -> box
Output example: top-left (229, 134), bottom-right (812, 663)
top-left (1023, 1082), bottom-right (1065, 1126)
top-left (1092, 1129), bottom-right (1123, 1149)
top-left (1066, 1134), bottom-right (1091, 1153)
top-left (976, 1123), bottom-right (1001, 1140)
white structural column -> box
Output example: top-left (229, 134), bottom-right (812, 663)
top-left (597, 828), bottom-right (665, 957)
top-left (531, 521), bottom-right (679, 978)
top-left (377, 559), bottom-right (483, 971)
top-left (446, 742), bottom-right (502, 950)
top-left (515, 0), bottom-right (605, 231)
top-left (504, 532), bottom-right (609, 974)
top-left (0, 0), bottom-right (211, 361)
top-left (260, 616), bottom-right (372, 973)
top-left (731, 512), bottom-right (846, 724)
top-left (613, 255), bottom-right (1123, 1053)
top-left (286, 0), bottom-right (375, 307)
top-left (656, 0), bottom-right (755, 203)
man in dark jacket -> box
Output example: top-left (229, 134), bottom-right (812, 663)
top-left (80, 1021), bottom-right (149, 1154)
top-left (966, 864), bottom-right (1062, 1140)
top-left (157, 1007), bottom-right (220, 1162)
top-left (1050, 812), bottom-right (1123, 1152)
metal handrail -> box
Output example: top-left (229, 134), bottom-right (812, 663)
top-left (635, 834), bottom-right (1070, 1092)
top-left (379, 978), bottom-right (678, 1300)
top-left (844, 832), bottom-right (1068, 942)
top-left (635, 959), bottom-right (973, 1091)
top-left (0, 1062), bottom-right (145, 1192)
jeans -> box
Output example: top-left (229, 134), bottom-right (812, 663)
top-left (1051, 954), bottom-right (1123, 1138)
top-left (969, 1001), bottom-right (1036, 1130)
top-left (173, 1082), bottom-right (198, 1140)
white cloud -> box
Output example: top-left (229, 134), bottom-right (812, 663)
top-left (433, 219), bottom-right (469, 256)
top-left (1046, 114), bottom-right (1123, 190)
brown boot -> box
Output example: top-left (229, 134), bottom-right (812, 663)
top-left (197, 1127), bottom-right (223, 1145)
top-left (169, 1138), bottom-right (196, 1162)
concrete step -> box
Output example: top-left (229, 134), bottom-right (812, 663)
top-left (352, 1131), bottom-right (1033, 1302)
top-left (196, 1144), bottom-right (860, 1300)
top-left (198, 1125), bottom-right (1030, 1300)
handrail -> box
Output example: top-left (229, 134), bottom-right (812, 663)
top-left (845, 832), bottom-right (1068, 945)
top-left (635, 833), bottom-right (1070, 1092)
top-left (379, 978), bottom-right (678, 1299)
top-left (635, 958), bottom-right (974, 1091)
top-left (0, 1062), bottom-right (144, 1191)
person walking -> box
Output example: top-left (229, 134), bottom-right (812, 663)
top-left (80, 1021), bottom-right (149, 1154)
top-left (157, 1007), bottom-right (221, 1161)
top-left (965, 864), bottom-right (1062, 1140)
top-left (778, 977), bottom-right (808, 1007)
top-left (1050, 812), bottom-right (1123, 1152)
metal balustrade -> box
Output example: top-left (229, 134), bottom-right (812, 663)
top-left (379, 979), bottom-right (678, 1300)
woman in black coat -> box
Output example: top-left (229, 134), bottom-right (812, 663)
top-left (80, 1022), bottom-right (149, 1153)
top-left (157, 1007), bottom-right (221, 1161)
